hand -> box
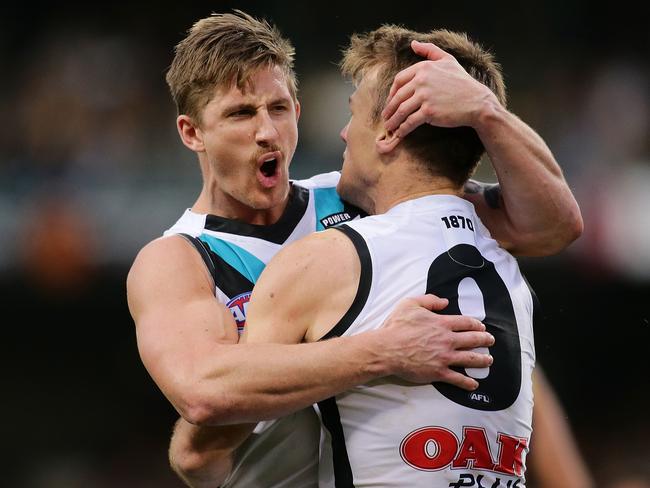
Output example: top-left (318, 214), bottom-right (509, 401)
top-left (379, 294), bottom-right (494, 390)
top-left (169, 418), bottom-right (256, 488)
top-left (382, 40), bottom-right (496, 138)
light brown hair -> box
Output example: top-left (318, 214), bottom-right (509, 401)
top-left (341, 25), bottom-right (506, 186)
top-left (166, 10), bottom-right (297, 124)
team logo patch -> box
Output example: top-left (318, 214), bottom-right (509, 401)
top-left (320, 211), bottom-right (352, 228)
top-left (227, 291), bottom-right (251, 333)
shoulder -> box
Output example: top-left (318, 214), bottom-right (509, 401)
top-left (253, 228), bottom-right (360, 309)
top-left (272, 228), bottom-right (358, 277)
top-left (128, 235), bottom-right (200, 281)
top-left (127, 235), bottom-right (213, 312)
top-left (246, 229), bottom-right (361, 343)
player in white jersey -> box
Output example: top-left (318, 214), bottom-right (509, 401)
top-left (315, 199), bottom-right (534, 487)
top-left (126, 11), bottom-right (584, 488)
top-left (242, 26), bottom-right (554, 487)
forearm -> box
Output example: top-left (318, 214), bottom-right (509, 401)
top-left (169, 418), bottom-right (255, 488)
top-left (179, 330), bottom-right (391, 425)
top-left (471, 99), bottom-right (583, 255)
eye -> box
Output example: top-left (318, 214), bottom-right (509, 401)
top-left (230, 108), bottom-right (254, 117)
top-left (271, 104), bottom-right (288, 113)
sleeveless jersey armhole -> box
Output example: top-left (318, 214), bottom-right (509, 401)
top-left (319, 224), bottom-right (373, 341)
top-left (178, 233), bottom-right (217, 296)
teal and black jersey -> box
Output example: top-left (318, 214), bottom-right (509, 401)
top-left (164, 171), bottom-right (363, 333)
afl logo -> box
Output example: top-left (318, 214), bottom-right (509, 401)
top-left (227, 291), bottom-right (251, 333)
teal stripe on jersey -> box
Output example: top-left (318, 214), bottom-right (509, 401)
top-left (314, 187), bottom-right (345, 231)
top-left (200, 235), bottom-right (266, 283)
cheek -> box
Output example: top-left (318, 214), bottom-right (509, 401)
top-left (282, 120), bottom-right (299, 149)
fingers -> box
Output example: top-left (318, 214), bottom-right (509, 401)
top-left (393, 111), bottom-right (427, 139)
top-left (437, 350), bottom-right (493, 390)
top-left (438, 370), bottom-right (479, 391)
top-left (411, 39), bottom-right (449, 61)
top-left (448, 315), bottom-right (487, 333)
top-left (384, 90), bottom-right (420, 133)
top-left (453, 330), bottom-right (495, 349)
top-left (384, 64), bottom-right (418, 113)
top-left (383, 84), bottom-right (416, 129)
top-left (402, 293), bottom-right (449, 312)
top-left (449, 349), bottom-right (493, 369)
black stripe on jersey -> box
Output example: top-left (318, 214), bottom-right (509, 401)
top-left (317, 397), bottom-right (355, 487)
top-left (321, 224), bottom-right (372, 340)
top-left (178, 233), bottom-right (217, 294)
top-left (342, 199), bottom-right (368, 219)
top-left (204, 184), bottom-right (309, 244)
top-left (203, 243), bottom-right (255, 299)
top-left (178, 233), bottom-right (254, 299)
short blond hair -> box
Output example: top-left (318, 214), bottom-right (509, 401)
top-left (166, 10), bottom-right (297, 124)
top-left (341, 25), bottom-right (506, 186)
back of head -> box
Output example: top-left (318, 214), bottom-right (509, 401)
top-left (166, 10), bottom-right (297, 125)
top-left (341, 25), bottom-right (506, 187)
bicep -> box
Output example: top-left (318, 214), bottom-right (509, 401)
top-left (127, 237), bottom-right (239, 397)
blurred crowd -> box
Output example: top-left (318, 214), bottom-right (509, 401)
top-left (1, 9), bottom-right (648, 291)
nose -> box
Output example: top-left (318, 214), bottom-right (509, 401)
top-left (340, 121), bottom-right (349, 142)
top-left (255, 109), bottom-right (280, 146)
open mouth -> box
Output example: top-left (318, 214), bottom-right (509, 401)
top-left (260, 158), bottom-right (278, 177)
top-left (256, 151), bottom-right (282, 188)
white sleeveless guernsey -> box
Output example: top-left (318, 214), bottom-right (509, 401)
top-left (317, 194), bottom-right (536, 488)
top-left (164, 172), bottom-right (364, 488)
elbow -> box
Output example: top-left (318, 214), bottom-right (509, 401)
top-left (179, 399), bottom-right (217, 427)
top-left (567, 209), bottom-right (584, 243)
top-left (556, 193), bottom-right (585, 248)
top-left (548, 207), bottom-right (584, 254)
top-left (521, 206), bottom-right (584, 257)
top-left (175, 389), bottom-right (238, 427)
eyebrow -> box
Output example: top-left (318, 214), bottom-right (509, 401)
top-left (221, 103), bottom-right (256, 117)
top-left (221, 97), bottom-right (292, 116)
top-left (269, 96), bottom-right (292, 106)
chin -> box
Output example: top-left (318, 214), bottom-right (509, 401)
top-left (336, 181), bottom-right (356, 206)
top-left (252, 185), bottom-right (290, 210)
top-left (337, 180), bottom-right (372, 214)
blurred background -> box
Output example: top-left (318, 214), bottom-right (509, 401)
top-left (2, 1), bottom-right (648, 486)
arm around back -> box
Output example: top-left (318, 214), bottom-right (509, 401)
top-left (129, 230), bottom-right (495, 426)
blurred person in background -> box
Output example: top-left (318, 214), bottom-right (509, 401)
top-left (527, 368), bottom-right (594, 488)
top-left (126, 10), bottom-right (584, 487)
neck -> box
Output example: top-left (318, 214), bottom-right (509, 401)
top-left (192, 183), bottom-right (290, 225)
top-left (372, 161), bottom-right (462, 215)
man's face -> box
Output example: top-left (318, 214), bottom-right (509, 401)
top-left (337, 70), bottom-right (382, 213)
top-left (198, 65), bottom-right (300, 214)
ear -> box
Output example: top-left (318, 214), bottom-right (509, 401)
top-left (376, 129), bottom-right (401, 155)
top-left (294, 99), bottom-right (301, 122)
top-left (177, 115), bottom-right (205, 152)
